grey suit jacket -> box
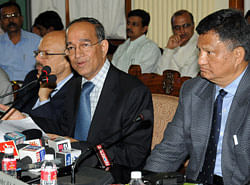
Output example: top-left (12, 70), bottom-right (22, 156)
top-left (144, 65), bottom-right (250, 185)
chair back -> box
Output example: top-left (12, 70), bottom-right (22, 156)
top-left (151, 93), bottom-right (179, 150)
top-left (128, 65), bottom-right (191, 96)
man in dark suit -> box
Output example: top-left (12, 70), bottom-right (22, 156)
top-left (144, 9), bottom-right (250, 185)
top-left (15, 30), bottom-right (81, 136)
top-left (0, 17), bottom-right (153, 183)
top-left (62, 17), bottom-right (153, 183)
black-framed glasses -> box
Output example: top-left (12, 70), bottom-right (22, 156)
top-left (33, 50), bottom-right (66, 58)
top-left (65, 40), bottom-right (102, 56)
top-left (1, 13), bottom-right (20, 20)
top-left (173, 23), bottom-right (192, 31)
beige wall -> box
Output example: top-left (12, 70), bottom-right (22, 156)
top-left (132, 0), bottom-right (228, 48)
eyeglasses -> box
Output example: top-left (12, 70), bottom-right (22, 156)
top-left (33, 50), bottom-right (66, 58)
top-left (173, 23), bottom-right (192, 31)
top-left (65, 40), bottom-right (102, 56)
top-left (1, 13), bottom-right (20, 20)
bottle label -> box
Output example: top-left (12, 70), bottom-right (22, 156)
top-left (2, 158), bottom-right (16, 171)
top-left (41, 169), bottom-right (57, 181)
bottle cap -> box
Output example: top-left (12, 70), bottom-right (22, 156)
top-left (4, 147), bottom-right (14, 154)
top-left (131, 171), bottom-right (142, 179)
top-left (45, 154), bottom-right (54, 161)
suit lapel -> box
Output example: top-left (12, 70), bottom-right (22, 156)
top-left (227, 66), bottom-right (250, 135)
top-left (191, 80), bottom-right (216, 166)
top-left (222, 65), bottom-right (250, 179)
top-left (87, 65), bottom-right (118, 144)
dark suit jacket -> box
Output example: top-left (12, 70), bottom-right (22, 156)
top-left (144, 65), bottom-right (250, 184)
top-left (71, 64), bottom-right (154, 183)
top-left (16, 65), bottom-right (153, 183)
top-left (15, 70), bottom-right (81, 136)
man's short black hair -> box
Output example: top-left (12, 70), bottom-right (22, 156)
top-left (0, 1), bottom-right (22, 16)
top-left (34, 11), bottom-right (63, 30)
top-left (128, 9), bottom-right (150, 27)
top-left (66, 17), bottom-right (105, 42)
top-left (245, 10), bottom-right (250, 20)
top-left (171, 9), bottom-right (194, 29)
top-left (196, 9), bottom-right (250, 62)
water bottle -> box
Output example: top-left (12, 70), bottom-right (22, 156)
top-left (129, 171), bottom-right (145, 185)
top-left (40, 154), bottom-right (57, 185)
top-left (2, 147), bottom-right (16, 177)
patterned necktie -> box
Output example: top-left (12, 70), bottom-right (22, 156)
top-left (74, 82), bottom-right (95, 141)
top-left (197, 89), bottom-right (227, 184)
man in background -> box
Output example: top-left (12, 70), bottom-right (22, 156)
top-left (0, 1), bottom-right (41, 81)
top-left (32, 10), bottom-right (64, 37)
top-left (145, 9), bottom-right (250, 184)
top-left (112, 9), bottom-right (161, 73)
top-left (154, 10), bottom-right (199, 77)
top-left (14, 30), bottom-right (80, 136)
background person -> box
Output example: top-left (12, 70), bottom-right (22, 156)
top-left (154, 10), bottom-right (199, 77)
top-left (14, 30), bottom-right (80, 137)
top-left (0, 1), bottom-right (41, 81)
top-left (32, 10), bottom-right (64, 37)
top-left (112, 9), bottom-right (161, 73)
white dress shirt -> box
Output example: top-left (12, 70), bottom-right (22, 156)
top-left (155, 32), bottom-right (199, 78)
top-left (112, 34), bottom-right (161, 73)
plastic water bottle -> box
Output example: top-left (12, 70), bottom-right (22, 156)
top-left (129, 171), bottom-right (145, 185)
top-left (40, 154), bottom-right (57, 185)
top-left (2, 147), bottom-right (16, 177)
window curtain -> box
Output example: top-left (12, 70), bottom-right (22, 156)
top-left (69, 0), bottom-right (126, 39)
top-left (31, 0), bottom-right (126, 39)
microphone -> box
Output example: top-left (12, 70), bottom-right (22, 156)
top-left (0, 66), bottom-right (55, 100)
top-left (38, 66), bottom-right (51, 82)
top-left (70, 110), bottom-right (152, 184)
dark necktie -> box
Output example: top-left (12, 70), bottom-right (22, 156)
top-left (197, 89), bottom-right (227, 184)
top-left (74, 82), bottom-right (95, 141)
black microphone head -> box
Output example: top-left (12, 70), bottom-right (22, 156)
top-left (22, 129), bottom-right (42, 140)
top-left (42, 66), bottom-right (51, 75)
top-left (41, 75), bottom-right (57, 88)
top-left (48, 75), bottom-right (57, 83)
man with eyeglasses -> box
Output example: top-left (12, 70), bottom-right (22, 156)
top-left (154, 10), bottom-right (199, 78)
top-left (0, 17), bottom-right (154, 183)
top-left (12, 30), bottom-right (81, 136)
top-left (112, 9), bottom-right (161, 73)
top-left (0, 1), bottom-right (41, 81)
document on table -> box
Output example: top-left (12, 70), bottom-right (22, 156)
top-left (0, 116), bottom-right (47, 142)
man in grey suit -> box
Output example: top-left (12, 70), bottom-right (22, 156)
top-left (144, 9), bottom-right (250, 185)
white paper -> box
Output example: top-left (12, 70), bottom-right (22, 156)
top-left (0, 116), bottom-right (47, 142)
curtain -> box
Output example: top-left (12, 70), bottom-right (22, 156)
top-left (31, 0), bottom-right (66, 28)
top-left (69, 0), bottom-right (126, 39)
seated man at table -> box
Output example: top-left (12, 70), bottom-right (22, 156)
top-left (14, 30), bottom-right (80, 136)
top-left (1, 17), bottom-right (154, 184)
top-left (144, 9), bottom-right (250, 185)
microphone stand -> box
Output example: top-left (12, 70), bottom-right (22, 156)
top-left (0, 80), bottom-right (38, 119)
